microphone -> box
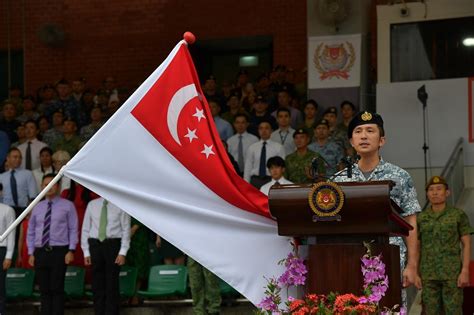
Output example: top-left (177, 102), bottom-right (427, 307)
top-left (347, 159), bottom-right (352, 178)
top-left (340, 156), bottom-right (356, 178)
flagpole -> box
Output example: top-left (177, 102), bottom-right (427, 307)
top-left (0, 167), bottom-right (65, 242)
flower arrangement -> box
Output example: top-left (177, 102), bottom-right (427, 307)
top-left (256, 242), bottom-right (407, 315)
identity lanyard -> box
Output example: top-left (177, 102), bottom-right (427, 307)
top-left (279, 130), bottom-right (289, 144)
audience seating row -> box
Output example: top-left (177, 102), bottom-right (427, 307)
top-left (6, 264), bottom-right (239, 301)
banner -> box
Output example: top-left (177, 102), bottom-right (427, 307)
top-left (308, 34), bottom-right (361, 89)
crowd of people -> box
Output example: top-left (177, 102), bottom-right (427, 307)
top-left (0, 75), bottom-right (177, 314)
top-left (0, 67), bottom-right (359, 315)
top-left (203, 69), bottom-right (357, 189)
top-left (0, 64), bottom-right (469, 315)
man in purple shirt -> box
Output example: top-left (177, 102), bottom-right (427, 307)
top-left (27, 173), bottom-right (78, 315)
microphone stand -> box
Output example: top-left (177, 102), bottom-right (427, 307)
top-left (418, 85), bottom-right (429, 185)
top-left (329, 155), bottom-right (358, 181)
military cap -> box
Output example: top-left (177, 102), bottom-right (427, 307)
top-left (227, 90), bottom-right (241, 101)
top-left (293, 128), bottom-right (309, 138)
top-left (255, 94), bottom-right (267, 103)
top-left (347, 111), bottom-right (384, 139)
top-left (323, 106), bottom-right (338, 116)
top-left (63, 116), bottom-right (77, 124)
top-left (425, 175), bottom-right (448, 190)
top-left (315, 119), bottom-right (329, 128)
top-left (279, 84), bottom-right (291, 93)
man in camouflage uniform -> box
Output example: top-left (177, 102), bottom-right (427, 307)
top-left (417, 176), bottom-right (471, 315)
top-left (285, 129), bottom-right (325, 184)
top-left (308, 119), bottom-right (344, 176)
top-left (53, 117), bottom-right (82, 156)
top-left (187, 257), bottom-right (221, 315)
top-left (335, 100), bottom-right (356, 135)
top-left (335, 111), bottom-right (421, 306)
top-left (323, 106), bottom-right (351, 155)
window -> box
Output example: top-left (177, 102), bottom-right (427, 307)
top-left (390, 17), bottom-right (474, 82)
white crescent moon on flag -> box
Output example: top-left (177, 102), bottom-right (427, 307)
top-left (166, 84), bottom-right (198, 146)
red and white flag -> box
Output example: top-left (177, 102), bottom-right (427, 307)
top-left (62, 40), bottom-right (292, 305)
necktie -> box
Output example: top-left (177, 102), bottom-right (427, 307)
top-left (26, 141), bottom-right (32, 170)
top-left (237, 134), bottom-right (244, 172)
top-left (42, 201), bottom-right (53, 246)
top-left (259, 141), bottom-right (267, 177)
top-left (98, 199), bottom-right (108, 241)
top-left (10, 170), bottom-right (18, 206)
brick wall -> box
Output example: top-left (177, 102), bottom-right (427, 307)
top-left (1, 0), bottom-right (307, 95)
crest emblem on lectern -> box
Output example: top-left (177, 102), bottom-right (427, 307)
top-left (308, 181), bottom-right (344, 221)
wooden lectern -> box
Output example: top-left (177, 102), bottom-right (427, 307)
top-left (268, 180), bottom-right (413, 308)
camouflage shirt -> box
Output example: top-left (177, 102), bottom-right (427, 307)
top-left (329, 128), bottom-right (350, 154)
top-left (308, 139), bottom-right (344, 176)
top-left (417, 206), bottom-right (471, 280)
top-left (42, 128), bottom-right (63, 148)
top-left (335, 159), bottom-right (422, 262)
top-left (53, 135), bottom-right (82, 157)
top-left (285, 150), bottom-right (325, 184)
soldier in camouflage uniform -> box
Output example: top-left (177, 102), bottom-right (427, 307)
top-left (187, 257), bottom-right (221, 315)
top-left (323, 106), bottom-right (351, 155)
top-left (285, 129), bottom-right (325, 184)
top-left (334, 111), bottom-right (421, 307)
top-left (335, 100), bottom-right (356, 136)
top-left (308, 119), bottom-right (344, 176)
top-left (417, 176), bottom-right (471, 315)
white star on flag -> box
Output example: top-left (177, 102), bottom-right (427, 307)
top-left (201, 144), bottom-right (215, 158)
top-left (184, 128), bottom-right (198, 143)
top-left (192, 107), bottom-right (206, 122)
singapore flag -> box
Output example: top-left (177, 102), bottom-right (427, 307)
top-left (62, 39), bottom-right (292, 305)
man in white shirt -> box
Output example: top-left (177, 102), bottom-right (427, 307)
top-left (17, 120), bottom-right (48, 170)
top-left (270, 108), bottom-right (295, 156)
top-left (226, 114), bottom-right (258, 175)
top-left (260, 156), bottom-right (293, 196)
top-left (244, 120), bottom-right (285, 188)
top-left (0, 203), bottom-right (15, 314)
top-left (81, 197), bottom-right (130, 315)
